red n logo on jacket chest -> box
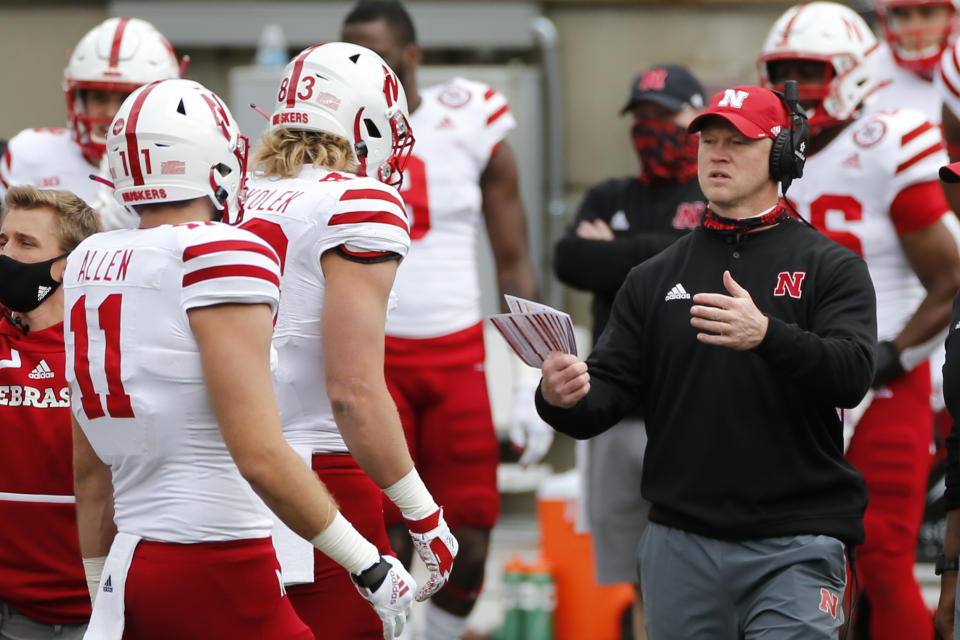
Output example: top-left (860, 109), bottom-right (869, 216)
top-left (774, 271), bottom-right (806, 298)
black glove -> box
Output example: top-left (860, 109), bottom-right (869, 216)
top-left (872, 340), bottom-right (905, 388)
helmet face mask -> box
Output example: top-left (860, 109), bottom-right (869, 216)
top-left (106, 79), bottom-right (249, 224)
top-left (268, 43), bottom-right (415, 187)
top-left (876, 0), bottom-right (959, 76)
top-left (758, 2), bottom-right (880, 134)
top-left (64, 17), bottom-right (181, 163)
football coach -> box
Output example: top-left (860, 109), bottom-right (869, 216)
top-left (536, 85), bottom-right (875, 640)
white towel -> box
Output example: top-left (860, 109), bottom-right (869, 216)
top-left (84, 532), bottom-right (142, 640)
top-left (271, 444), bottom-right (316, 585)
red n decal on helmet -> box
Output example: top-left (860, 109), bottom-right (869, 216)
top-left (382, 66), bottom-right (400, 108)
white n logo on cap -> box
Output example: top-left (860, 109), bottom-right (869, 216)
top-left (717, 89), bottom-right (749, 109)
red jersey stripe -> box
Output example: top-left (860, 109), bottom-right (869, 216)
top-left (901, 121), bottom-right (933, 146)
top-left (339, 188), bottom-right (405, 212)
top-left (182, 264), bottom-right (280, 288)
top-left (182, 240), bottom-right (279, 265)
top-left (339, 245), bottom-right (395, 260)
top-left (890, 180), bottom-right (950, 235)
top-left (942, 58), bottom-right (960, 100)
top-left (895, 141), bottom-right (945, 174)
top-left (109, 17), bottom-right (131, 68)
top-left (486, 104), bottom-right (509, 127)
top-left (329, 210), bottom-right (408, 230)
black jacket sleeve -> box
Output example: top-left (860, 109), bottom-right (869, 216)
top-left (943, 291), bottom-right (960, 510)
top-left (752, 250), bottom-right (877, 408)
top-left (554, 181), bottom-right (681, 295)
top-left (535, 272), bottom-right (645, 438)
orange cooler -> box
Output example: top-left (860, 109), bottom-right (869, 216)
top-left (536, 471), bottom-right (636, 640)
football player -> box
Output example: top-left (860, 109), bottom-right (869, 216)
top-left (759, 3), bottom-right (960, 638)
top-left (67, 78), bottom-right (415, 640)
top-left (0, 17), bottom-right (183, 230)
top-left (872, 0), bottom-right (959, 122)
top-left (342, 3), bottom-right (543, 637)
top-left (242, 42), bottom-right (458, 640)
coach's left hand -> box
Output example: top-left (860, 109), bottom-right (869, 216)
top-left (690, 270), bottom-right (769, 350)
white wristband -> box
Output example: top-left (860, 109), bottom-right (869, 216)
top-left (82, 556), bottom-right (106, 604)
top-left (383, 468), bottom-right (438, 521)
top-left (310, 511), bottom-right (380, 575)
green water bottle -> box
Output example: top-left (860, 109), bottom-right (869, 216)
top-left (499, 555), bottom-right (528, 640)
top-left (522, 558), bottom-right (555, 640)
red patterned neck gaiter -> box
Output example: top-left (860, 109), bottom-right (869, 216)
top-left (702, 201), bottom-right (790, 234)
top-left (632, 119), bottom-right (699, 186)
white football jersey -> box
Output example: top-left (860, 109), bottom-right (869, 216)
top-left (938, 37), bottom-right (960, 121)
top-left (871, 42), bottom-right (941, 125)
top-left (386, 77), bottom-right (516, 338)
top-left (243, 166), bottom-right (410, 452)
top-left (0, 128), bottom-right (137, 230)
top-left (788, 107), bottom-right (950, 341)
top-left (63, 222), bottom-right (281, 542)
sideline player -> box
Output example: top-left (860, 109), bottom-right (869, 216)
top-left (67, 78), bottom-right (415, 639)
top-left (872, 0), bottom-right (958, 122)
top-left (0, 187), bottom-right (101, 639)
top-left (243, 42), bottom-right (457, 639)
top-left (0, 17), bottom-right (182, 230)
top-left (342, 3), bottom-right (543, 638)
top-left (760, 3), bottom-right (960, 638)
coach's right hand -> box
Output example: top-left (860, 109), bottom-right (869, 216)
top-left (540, 352), bottom-right (590, 408)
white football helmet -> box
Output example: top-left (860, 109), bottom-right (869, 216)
top-left (876, 0), bottom-right (959, 76)
top-left (106, 79), bottom-right (249, 224)
top-left (268, 42), bottom-right (414, 187)
top-left (64, 17), bottom-right (182, 163)
top-left (758, 2), bottom-right (880, 133)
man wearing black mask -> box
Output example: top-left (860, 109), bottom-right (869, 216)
top-left (0, 186), bottom-right (100, 639)
top-left (552, 64), bottom-right (707, 640)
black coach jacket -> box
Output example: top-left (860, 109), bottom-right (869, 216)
top-left (538, 215), bottom-right (875, 547)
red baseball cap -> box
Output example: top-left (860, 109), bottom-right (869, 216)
top-left (940, 162), bottom-right (960, 183)
top-left (688, 86), bottom-right (789, 140)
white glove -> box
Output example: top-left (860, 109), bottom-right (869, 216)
top-left (404, 507), bottom-right (459, 601)
top-left (352, 555), bottom-right (416, 639)
top-left (509, 379), bottom-right (554, 466)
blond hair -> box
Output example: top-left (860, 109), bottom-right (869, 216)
top-left (3, 186), bottom-right (101, 252)
top-left (251, 128), bottom-right (358, 178)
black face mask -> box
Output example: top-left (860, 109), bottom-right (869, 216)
top-left (0, 254), bottom-right (67, 313)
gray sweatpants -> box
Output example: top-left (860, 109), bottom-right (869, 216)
top-left (0, 603), bottom-right (85, 640)
top-left (638, 522), bottom-right (847, 640)
top-left (586, 417), bottom-right (649, 585)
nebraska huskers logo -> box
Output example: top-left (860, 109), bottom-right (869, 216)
top-left (818, 588), bottom-right (839, 618)
top-left (773, 271), bottom-right (806, 298)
